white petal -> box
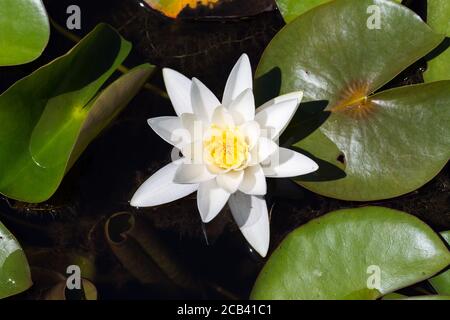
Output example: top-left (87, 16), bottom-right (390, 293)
top-left (211, 106), bottom-right (235, 128)
top-left (163, 68), bottom-right (193, 116)
top-left (252, 137), bottom-right (278, 164)
top-left (180, 113), bottom-right (205, 143)
top-left (191, 78), bottom-right (221, 122)
top-left (174, 163), bottom-right (216, 184)
top-left (180, 140), bottom-right (204, 164)
top-left (255, 92), bottom-right (303, 140)
top-left (222, 54), bottom-right (253, 107)
top-left (197, 179), bottom-right (230, 223)
top-left (147, 117), bottom-right (189, 147)
top-left (228, 192), bottom-right (270, 257)
top-left (239, 121), bottom-right (260, 150)
top-left (216, 170), bottom-right (244, 193)
top-left (239, 165), bottom-right (267, 195)
top-left (228, 88), bottom-right (255, 125)
top-left (130, 160), bottom-right (198, 207)
top-left (263, 148), bottom-right (319, 178)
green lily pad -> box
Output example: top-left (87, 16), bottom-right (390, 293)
top-left (0, 0), bottom-right (50, 66)
top-left (424, 0), bottom-right (450, 82)
top-left (0, 24), bottom-right (153, 203)
top-left (429, 231), bottom-right (450, 295)
top-left (276, 0), bottom-right (401, 23)
top-left (0, 220), bottom-right (32, 299)
top-left (251, 207), bottom-right (450, 300)
top-left (256, 0), bottom-right (449, 201)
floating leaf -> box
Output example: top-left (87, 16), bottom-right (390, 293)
top-left (0, 220), bottom-right (32, 299)
top-left (0, 0), bottom-right (50, 66)
top-left (424, 0), bottom-right (450, 82)
top-left (251, 207), bottom-right (450, 300)
top-left (256, 0), bottom-right (449, 201)
top-left (0, 24), bottom-right (153, 203)
top-left (275, 0), bottom-right (402, 23)
top-left (429, 231), bottom-right (450, 295)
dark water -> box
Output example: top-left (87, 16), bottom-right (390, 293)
top-left (0, 0), bottom-right (448, 299)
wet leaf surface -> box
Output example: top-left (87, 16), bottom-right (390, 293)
top-left (0, 0), bottom-right (50, 66)
top-left (0, 24), bottom-right (152, 202)
top-left (275, 0), bottom-right (401, 23)
top-left (424, 0), bottom-right (450, 82)
top-left (0, 220), bottom-right (32, 299)
top-left (429, 231), bottom-right (450, 295)
top-left (251, 207), bottom-right (450, 300)
top-left (257, 0), bottom-right (450, 201)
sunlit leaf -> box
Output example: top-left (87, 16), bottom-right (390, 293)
top-left (256, 0), bottom-right (449, 201)
top-left (424, 0), bottom-right (450, 82)
top-left (0, 0), bottom-right (50, 66)
top-left (0, 24), bottom-right (153, 203)
top-left (0, 220), bottom-right (32, 299)
top-left (429, 231), bottom-right (450, 295)
top-left (251, 207), bottom-right (450, 300)
top-left (275, 0), bottom-right (401, 23)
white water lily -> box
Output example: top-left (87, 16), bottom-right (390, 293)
top-left (130, 54), bottom-right (318, 257)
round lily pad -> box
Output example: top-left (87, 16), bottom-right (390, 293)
top-left (0, 0), bottom-right (50, 66)
top-left (256, 0), bottom-right (450, 201)
top-left (275, 0), bottom-right (401, 23)
top-left (251, 207), bottom-right (450, 300)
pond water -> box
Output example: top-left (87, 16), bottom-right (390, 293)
top-left (0, 0), bottom-right (448, 299)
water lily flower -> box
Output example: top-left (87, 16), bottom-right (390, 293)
top-left (131, 54), bottom-right (318, 257)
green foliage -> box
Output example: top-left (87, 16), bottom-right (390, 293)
top-left (257, 0), bottom-right (450, 201)
top-left (0, 0), bottom-right (50, 66)
top-left (0, 24), bottom-right (153, 202)
top-left (251, 207), bottom-right (450, 300)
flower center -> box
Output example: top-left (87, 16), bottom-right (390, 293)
top-left (203, 125), bottom-right (249, 170)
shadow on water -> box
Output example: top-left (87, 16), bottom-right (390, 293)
top-left (254, 66), bottom-right (282, 106)
top-left (256, 67), bottom-right (345, 183)
top-left (291, 146), bottom-right (346, 182)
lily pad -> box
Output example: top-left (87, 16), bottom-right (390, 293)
top-left (0, 0), bottom-right (50, 66)
top-left (250, 207), bottom-right (450, 300)
top-left (0, 220), bottom-right (32, 299)
top-left (429, 231), bottom-right (450, 295)
top-left (424, 0), bottom-right (450, 82)
top-left (0, 24), bottom-right (153, 203)
top-left (256, 0), bottom-right (450, 201)
top-left (275, 0), bottom-right (402, 23)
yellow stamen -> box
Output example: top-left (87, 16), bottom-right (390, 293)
top-left (204, 125), bottom-right (249, 170)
